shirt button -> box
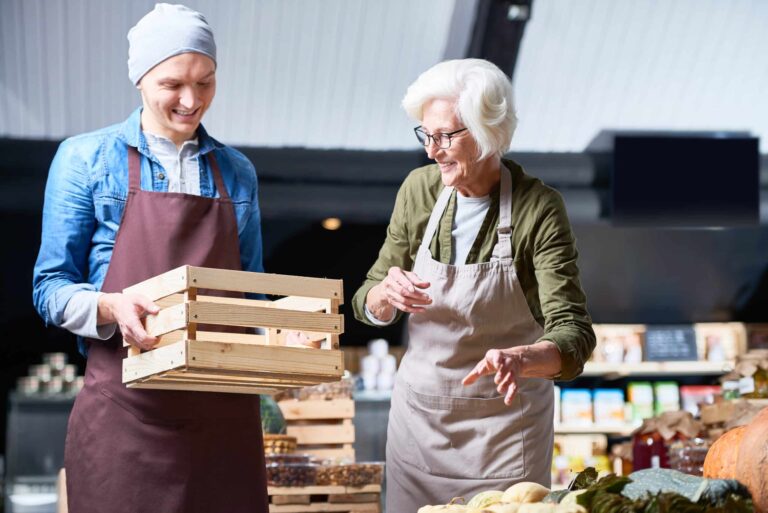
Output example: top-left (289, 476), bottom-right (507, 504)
top-left (158, 173), bottom-right (165, 180)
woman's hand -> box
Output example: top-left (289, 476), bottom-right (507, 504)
top-left (366, 266), bottom-right (431, 321)
top-left (462, 342), bottom-right (563, 406)
top-left (98, 292), bottom-right (160, 350)
top-left (462, 348), bottom-right (524, 405)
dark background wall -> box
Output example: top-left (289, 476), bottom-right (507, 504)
top-left (1, 138), bottom-right (767, 456)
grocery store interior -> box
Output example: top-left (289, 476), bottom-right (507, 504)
top-left (1, 0), bottom-right (767, 512)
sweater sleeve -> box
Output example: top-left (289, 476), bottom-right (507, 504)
top-left (352, 178), bottom-right (414, 327)
top-left (531, 189), bottom-right (596, 380)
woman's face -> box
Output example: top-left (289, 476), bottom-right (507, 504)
top-left (421, 98), bottom-right (479, 190)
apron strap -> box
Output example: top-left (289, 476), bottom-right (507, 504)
top-left (207, 151), bottom-right (232, 201)
top-left (128, 147), bottom-right (141, 193)
top-left (418, 185), bottom-right (454, 253)
top-left (491, 166), bottom-right (513, 260)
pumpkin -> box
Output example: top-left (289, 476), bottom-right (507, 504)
top-left (735, 406), bottom-right (768, 513)
top-left (703, 424), bottom-right (747, 479)
top-left (502, 482), bottom-right (550, 504)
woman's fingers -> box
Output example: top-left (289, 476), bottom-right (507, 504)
top-left (384, 267), bottom-right (431, 312)
top-left (461, 351), bottom-right (499, 385)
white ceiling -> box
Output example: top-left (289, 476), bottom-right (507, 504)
top-left (1, 0), bottom-right (766, 152)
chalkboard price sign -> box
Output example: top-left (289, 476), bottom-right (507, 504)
top-left (643, 325), bottom-right (699, 361)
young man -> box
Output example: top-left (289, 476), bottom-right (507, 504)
top-left (32, 4), bottom-right (267, 512)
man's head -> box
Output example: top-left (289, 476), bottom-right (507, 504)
top-left (128, 3), bottom-right (217, 144)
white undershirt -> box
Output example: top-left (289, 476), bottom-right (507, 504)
top-left (365, 191), bottom-right (491, 325)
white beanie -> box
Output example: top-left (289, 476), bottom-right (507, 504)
top-left (127, 3), bottom-right (216, 85)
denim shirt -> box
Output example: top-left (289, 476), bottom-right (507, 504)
top-left (32, 107), bottom-right (264, 328)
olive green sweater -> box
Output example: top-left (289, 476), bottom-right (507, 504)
top-left (351, 159), bottom-right (595, 381)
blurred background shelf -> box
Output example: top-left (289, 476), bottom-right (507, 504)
top-left (582, 361), bottom-right (735, 378)
top-left (554, 422), bottom-right (637, 436)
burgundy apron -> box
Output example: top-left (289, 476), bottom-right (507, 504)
top-left (64, 147), bottom-right (268, 513)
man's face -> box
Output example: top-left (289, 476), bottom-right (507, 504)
top-left (137, 52), bottom-right (216, 145)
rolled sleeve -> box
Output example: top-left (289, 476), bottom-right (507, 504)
top-left (352, 180), bottom-right (413, 327)
top-left (532, 190), bottom-right (596, 381)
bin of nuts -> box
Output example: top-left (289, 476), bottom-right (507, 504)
top-left (266, 462), bottom-right (318, 487)
top-left (315, 462), bottom-right (384, 487)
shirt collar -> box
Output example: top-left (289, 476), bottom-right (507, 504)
top-left (118, 107), bottom-right (224, 156)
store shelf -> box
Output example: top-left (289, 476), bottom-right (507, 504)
top-left (581, 360), bottom-right (734, 378)
top-left (554, 423), bottom-right (637, 436)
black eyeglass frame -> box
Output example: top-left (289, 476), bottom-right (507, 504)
top-left (413, 126), bottom-right (468, 149)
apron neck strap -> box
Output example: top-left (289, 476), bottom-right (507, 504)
top-left (128, 147), bottom-right (141, 193)
top-left (207, 151), bottom-right (231, 201)
top-left (492, 165), bottom-right (513, 260)
top-left (419, 185), bottom-right (454, 253)
top-left (127, 146), bottom-right (231, 201)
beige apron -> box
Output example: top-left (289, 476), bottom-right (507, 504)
top-left (385, 167), bottom-right (554, 512)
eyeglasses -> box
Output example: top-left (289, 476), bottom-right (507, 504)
top-left (414, 126), bottom-right (468, 149)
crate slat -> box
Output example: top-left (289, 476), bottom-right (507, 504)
top-left (298, 447), bottom-right (356, 461)
top-left (188, 301), bottom-right (343, 333)
top-left (123, 265), bottom-right (190, 301)
top-left (189, 266), bottom-right (343, 301)
top-left (145, 302), bottom-right (188, 337)
top-left (279, 400), bottom-right (354, 420)
top-left (269, 486), bottom-right (380, 495)
top-left (286, 423), bottom-right (355, 445)
top-left (128, 381), bottom-right (278, 395)
top-left (187, 341), bottom-right (343, 377)
top-left (269, 503), bottom-right (378, 513)
top-left (122, 342), bottom-right (188, 382)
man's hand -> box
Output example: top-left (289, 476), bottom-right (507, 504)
top-left (366, 266), bottom-right (431, 321)
top-left (98, 292), bottom-right (160, 350)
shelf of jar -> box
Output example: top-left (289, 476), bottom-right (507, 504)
top-left (554, 422), bottom-right (637, 436)
top-left (581, 360), bottom-right (735, 378)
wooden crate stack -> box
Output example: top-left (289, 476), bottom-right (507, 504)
top-left (700, 398), bottom-right (768, 439)
top-left (269, 399), bottom-right (383, 512)
top-left (278, 398), bottom-right (356, 462)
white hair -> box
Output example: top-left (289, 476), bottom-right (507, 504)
top-left (402, 59), bottom-right (517, 161)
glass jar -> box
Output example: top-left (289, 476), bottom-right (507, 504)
top-left (667, 437), bottom-right (710, 476)
top-left (632, 431), bottom-right (676, 471)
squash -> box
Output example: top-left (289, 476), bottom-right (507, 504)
top-left (502, 482), bottom-right (550, 503)
top-left (482, 504), bottom-right (521, 513)
top-left (703, 424), bottom-right (747, 479)
top-left (735, 406), bottom-right (768, 513)
top-left (467, 491), bottom-right (505, 509)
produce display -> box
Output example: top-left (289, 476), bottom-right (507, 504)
top-left (417, 466), bottom-right (755, 513)
top-left (265, 462), bottom-right (317, 487)
top-left (704, 406), bottom-right (768, 513)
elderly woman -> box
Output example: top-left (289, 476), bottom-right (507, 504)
top-left (351, 59), bottom-right (595, 510)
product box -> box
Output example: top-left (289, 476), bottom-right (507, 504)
top-left (592, 324), bottom-right (645, 363)
top-left (654, 381), bottom-right (681, 415)
top-left (680, 385), bottom-right (721, 416)
top-left (593, 388), bottom-right (626, 424)
top-left (553, 385), bottom-right (561, 424)
top-left (560, 388), bottom-right (593, 425)
top-left (628, 381), bottom-right (654, 422)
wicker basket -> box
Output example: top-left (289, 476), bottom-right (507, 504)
top-left (263, 434), bottom-right (297, 455)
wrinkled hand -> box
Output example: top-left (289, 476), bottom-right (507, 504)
top-left (284, 330), bottom-right (322, 349)
top-left (98, 292), bottom-right (160, 350)
top-left (371, 266), bottom-right (431, 319)
top-left (462, 348), bottom-right (524, 405)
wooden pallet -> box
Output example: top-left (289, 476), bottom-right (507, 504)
top-left (278, 399), bottom-right (356, 461)
top-left (121, 265), bottom-right (344, 394)
top-left (268, 485), bottom-right (381, 513)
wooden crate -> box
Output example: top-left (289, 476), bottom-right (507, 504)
top-left (121, 265), bottom-right (344, 394)
top-left (278, 399), bottom-right (356, 461)
top-left (268, 484), bottom-right (381, 513)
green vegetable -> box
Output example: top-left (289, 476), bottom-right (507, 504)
top-left (260, 395), bottom-right (286, 434)
top-left (621, 468), bottom-right (751, 506)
